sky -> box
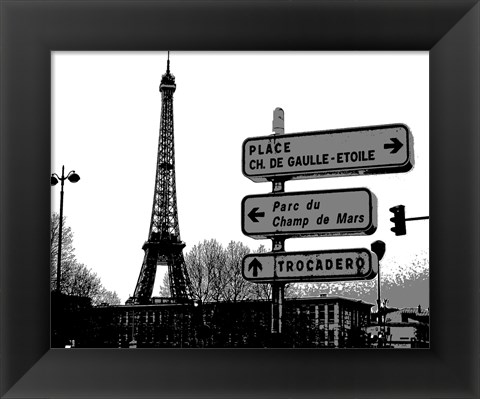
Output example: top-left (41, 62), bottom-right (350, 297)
top-left (52, 52), bottom-right (429, 304)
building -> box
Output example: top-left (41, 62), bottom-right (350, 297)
top-left (284, 296), bottom-right (373, 348)
top-left (367, 305), bottom-right (429, 348)
top-left (56, 295), bottom-right (374, 348)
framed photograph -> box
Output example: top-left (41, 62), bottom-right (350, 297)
top-left (1, 1), bottom-right (479, 398)
top-left (50, 51), bottom-right (428, 351)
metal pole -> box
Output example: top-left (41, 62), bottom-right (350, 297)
top-left (405, 216), bottom-right (430, 221)
top-left (271, 238), bottom-right (285, 336)
top-left (370, 240), bottom-right (385, 348)
top-left (271, 108), bottom-right (285, 346)
top-left (377, 260), bottom-right (381, 326)
top-left (56, 165), bottom-right (65, 293)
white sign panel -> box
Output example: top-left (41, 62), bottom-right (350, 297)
top-left (241, 188), bottom-right (377, 238)
top-left (242, 123), bottom-right (414, 182)
top-left (242, 249), bottom-right (378, 283)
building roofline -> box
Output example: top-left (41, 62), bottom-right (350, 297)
top-left (105, 295), bottom-right (375, 310)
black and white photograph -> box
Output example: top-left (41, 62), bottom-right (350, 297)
top-left (51, 51), bottom-right (429, 348)
top-left (2, 1), bottom-right (480, 398)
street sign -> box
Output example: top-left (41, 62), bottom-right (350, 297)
top-left (242, 123), bottom-right (414, 182)
top-left (242, 249), bottom-right (378, 283)
top-left (241, 188), bottom-right (377, 238)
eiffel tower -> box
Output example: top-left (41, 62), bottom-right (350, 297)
top-left (130, 54), bottom-right (192, 305)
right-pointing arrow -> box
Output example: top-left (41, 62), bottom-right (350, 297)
top-left (384, 137), bottom-right (403, 154)
top-left (248, 258), bottom-right (263, 277)
top-left (248, 207), bottom-right (265, 223)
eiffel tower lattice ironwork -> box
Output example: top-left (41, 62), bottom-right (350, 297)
top-left (131, 55), bottom-right (192, 305)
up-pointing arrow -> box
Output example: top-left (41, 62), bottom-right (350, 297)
top-left (248, 258), bottom-right (263, 277)
top-left (248, 207), bottom-right (265, 223)
top-left (384, 137), bottom-right (403, 154)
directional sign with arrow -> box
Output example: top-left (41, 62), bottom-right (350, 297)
top-left (242, 249), bottom-right (378, 283)
top-left (242, 188), bottom-right (377, 239)
top-left (242, 123), bottom-right (414, 182)
top-left (248, 208), bottom-right (265, 223)
top-left (384, 137), bottom-right (403, 154)
top-left (248, 258), bottom-right (263, 277)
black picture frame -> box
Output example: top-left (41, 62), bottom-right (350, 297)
top-left (1, 1), bottom-right (479, 397)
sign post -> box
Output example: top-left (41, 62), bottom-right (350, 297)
top-left (270, 108), bottom-right (285, 346)
top-left (242, 188), bottom-right (377, 239)
top-left (243, 248), bottom-right (378, 283)
top-left (243, 123), bottom-right (414, 182)
top-left (240, 110), bottom-right (414, 348)
top-left (371, 240), bottom-right (386, 345)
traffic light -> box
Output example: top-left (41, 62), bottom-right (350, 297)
top-left (389, 205), bottom-right (406, 236)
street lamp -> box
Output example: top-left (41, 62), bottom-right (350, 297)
top-left (51, 165), bottom-right (80, 293)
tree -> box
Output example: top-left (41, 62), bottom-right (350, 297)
top-left (205, 240), bottom-right (228, 302)
top-left (285, 282), bottom-right (326, 298)
top-left (95, 287), bottom-right (121, 306)
top-left (159, 240), bottom-right (272, 302)
top-left (223, 241), bottom-right (251, 302)
top-left (184, 239), bottom-right (226, 302)
top-left (61, 261), bottom-right (102, 298)
top-left (247, 279), bottom-right (272, 301)
top-left (50, 213), bottom-right (120, 305)
top-left (158, 272), bottom-right (170, 297)
top-left (50, 212), bottom-right (76, 288)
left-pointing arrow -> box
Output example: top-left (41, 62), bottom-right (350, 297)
top-left (248, 258), bottom-right (263, 277)
top-left (248, 207), bottom-right (265, 223)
